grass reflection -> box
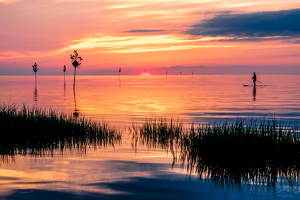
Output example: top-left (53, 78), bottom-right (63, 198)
top-left (0, 104), bottom-right (121, 156)
top-left (131, 118), bottom-right (300, 192)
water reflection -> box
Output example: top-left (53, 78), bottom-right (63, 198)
top-left (0, 154), bottom-right (15, 166)
top-left (64, 82), bottom-right (66, 99)
top-left (73, 84), bottom-right (79, 118)
top-left (63, 67), bottom-right (66, 100)
top-left (34, 78), bottom-right (38, 105)
top-left (181, 146), bottom-right (300, 194)
top-left (253, 85), bottom-right (256, 101)
top-left (244, 84), bottom-right (257, 102)
top-left (34, 87), bottom-right (38, 105)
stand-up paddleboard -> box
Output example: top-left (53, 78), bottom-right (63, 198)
top-left (243, 84), bottom-right (266, 87)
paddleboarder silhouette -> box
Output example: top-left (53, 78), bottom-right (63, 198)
top-left (252, 72), bottom-right (256, 86)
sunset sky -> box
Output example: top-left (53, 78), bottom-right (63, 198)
top-left (0, 0), bottom-right (300, 75)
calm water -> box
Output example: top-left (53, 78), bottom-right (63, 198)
top-left (1, 75), bottom-right (300, 199)
top-left (1, 75), bottom-right (300, 125)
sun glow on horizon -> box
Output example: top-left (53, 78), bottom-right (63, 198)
top-left (140, 72), bottom-right (152, 76)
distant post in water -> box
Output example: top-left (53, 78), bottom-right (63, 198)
top-left (32, 62), bottom-right (39, 83)
top-left (119, 68), bottom-right (121, 76)
top-left (70, 50), bottom-right (83, 87)
top-left (32, 63), bottom-right (39, 105)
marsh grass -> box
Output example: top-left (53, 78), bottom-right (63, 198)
top-left (130, 118), bottom-right (183, 156)
top-left (183, 119), bottom-right (300, 192)
top-left (0, 104), bottom-right (121, 156)
top-left (131, 118), bottom-right (300, 191)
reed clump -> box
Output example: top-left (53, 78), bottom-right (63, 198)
top-left (182, 119), bottom-right (300, 168)
top-left (131, 118), bottom-right (183, 153)
top-left (0, 104), bottom-right (121, 155)
top-left (132, 118), bottom-right (300, 190)
top-left (182, 119), bottom-right (300, 190)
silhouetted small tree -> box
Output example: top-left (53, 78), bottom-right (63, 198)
top-left (32, 62), bottom-right (39, 82)
top-left (70, 50), bottom-right (83, 86)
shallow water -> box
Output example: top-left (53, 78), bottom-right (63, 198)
top-left (0, 75), bottom-right (300, 199)
top-left (1, 75), bottom-right (300, 126)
